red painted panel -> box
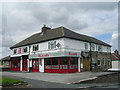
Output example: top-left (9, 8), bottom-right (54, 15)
top-left (11, 68), bottom-right (20, 71)
top-left (44, 69), bottom-right (78, 73)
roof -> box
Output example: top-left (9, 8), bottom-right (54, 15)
top-left (1, 56), bottom-right (10, 61)
top-left (10, 26), bottom-right (111, 49)
top-left (111, 53), bottom-right (120, 61)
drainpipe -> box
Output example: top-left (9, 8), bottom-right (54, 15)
top-left (28, 45), bottom-right (31, 72)
top-left (110, 47), bottom-right (112, 68)
top-left (89, 43), bottom-right (92, 71)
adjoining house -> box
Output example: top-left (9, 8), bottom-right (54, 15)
top-left (9, 25), bottom-right (112, 73)
top-left (108, 50), bottom-right (120, 71)
top-left (0, 56), bottom-right (10, 71)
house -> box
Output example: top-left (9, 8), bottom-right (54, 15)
top-left (108, 50), bottom-right (120, 71)
top-left (9, 25), bottom-right (112, 73)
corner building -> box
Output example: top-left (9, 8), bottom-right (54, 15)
top-left (10, 26), bottom-right (112, 73)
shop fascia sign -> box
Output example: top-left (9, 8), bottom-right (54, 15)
top-left (29, 51), bottom-right (81, 58)
top-left (81, 51), bottom-right (90, 58)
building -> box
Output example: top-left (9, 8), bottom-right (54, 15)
top-left (9, 25), bottom-right (112, 73)
top-left (108, 50), bottom-right (120, 71)
top-left (0, 56), bottom-right (10, 71)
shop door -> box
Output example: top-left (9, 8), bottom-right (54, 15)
top-left (22, 59), bottom-right (28, 71)
top-left (83, 58), bottom-right (90, 71)
top-left (32, 60), bottom-right (39, 72)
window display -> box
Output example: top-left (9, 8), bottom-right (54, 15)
top-left (12, 61), bottom-right (20, 68)
top-left (70, 58), bottom-right (78, 69)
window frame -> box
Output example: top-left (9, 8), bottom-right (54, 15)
top-left (32, 44), bottom-right (39, 51)
top-left (91, 43), bottom-right (95, 51)
top-left (23, 47), bottom-right (28, 53)
top-left (97, 59), bottom-right (101, 66)
top-left (98, 45), bottom-right (103, 52)
top-left (70, 58), bottom-right (78, 69)
top-left (13, 49), bottom-right (17, 54)
top-left (85, 43), bottom-right (88, 50)
top-left (48, 41), bottom-right (56, 50)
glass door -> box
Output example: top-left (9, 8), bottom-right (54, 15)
top-left (22, 59), bottom-right (28, 71)
top-left (32, 59), bottom-right (39, 72)
top-left (60, 59), bottom-right (68, 69)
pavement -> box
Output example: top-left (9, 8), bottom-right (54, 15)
top-left (1, 71), bottom-right (115, 84)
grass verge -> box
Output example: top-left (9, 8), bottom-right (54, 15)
top-left (0, 77), bottom-right (25, 86)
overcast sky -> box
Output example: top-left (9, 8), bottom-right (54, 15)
top-left (1, 1), bottom-right (118, 57)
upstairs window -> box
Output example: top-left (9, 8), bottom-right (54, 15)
top-left (13, 49), bottom-right (17, 54)
top-left (107, 47), bottom-right (110, 52)
top-left (98, 45), bottom-right (103, 52)
top-left (84, 43), bottom-right (88, 50)
top-left (48, 41), bottom-right (56, 49)
top-left (33, 45), bottom-right (39, 51)
top-left (91, 43), bottom-right (95, 51)
top-left (23, 47), bottom-right (28, 53)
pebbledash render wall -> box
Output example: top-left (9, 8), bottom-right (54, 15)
top-left (11, 38), bottom-right (111, 57)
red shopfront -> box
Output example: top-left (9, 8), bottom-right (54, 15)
top-left (44, 57), bottom-right (78, 73)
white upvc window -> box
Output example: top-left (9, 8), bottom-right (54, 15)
top-left (13, 49), bottom-right (17, 54)
top-left (91, 43), bottom-right (95, 51)
top-left (98, 45), bottom-right (103, 52)
top-left (23, 47), bottom-right (28, 53)
top-left (33, 44), bottom-right (39, 51)
top-left (48, 41), bottom-right (56, 49)
top-left (84, 43), bottom-right (88, 50)
top-left (107, 47), bottom-right (111, 52)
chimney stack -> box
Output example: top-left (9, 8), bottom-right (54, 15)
top-left (41, 25), bottom-right (51, 34)
top-left (114, 49), bottom-right (119, 56)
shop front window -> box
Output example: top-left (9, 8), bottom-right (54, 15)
top-left (60, 59), bottom-right (68, 69)
top-left (12, 61), bottom-right (20, 68)
top-left (51, 60), bottom-right (59, 69)
top-left (70, 58), bottom-right (78, 69)
top-left (45, 60), bottom-right (51, 69)
top-left (45, 58), bottom-right (78, 70)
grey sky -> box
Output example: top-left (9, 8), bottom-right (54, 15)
top-left (1, 2), bottom-right (118, 57)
